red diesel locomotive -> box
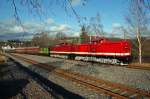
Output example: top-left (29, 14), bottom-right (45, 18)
top-left (50, 38), bottom-right (132, 65)
top-left (13, 37), bottom-right (132, 65)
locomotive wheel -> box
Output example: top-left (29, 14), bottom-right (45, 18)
top-left (68, 54), bottom-right (75, 60)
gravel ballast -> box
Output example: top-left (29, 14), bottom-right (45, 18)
top-left (0, 58), bottom-right (54, 99)
top-left (7, 53), bottom-right (150, 98)
top-left (8, 54), bottom-right (109, 99)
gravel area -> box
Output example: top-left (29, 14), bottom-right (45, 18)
top-left (69, 64), bottom-right (150, 91)
top-left (47, 72), bottom-right (109, 99)
top-left (7, 54), bottom-right (110, 99)
top-left (7, 53), bottom-right (150, 98)
top-left (0, 58), bottom-right (55, 99)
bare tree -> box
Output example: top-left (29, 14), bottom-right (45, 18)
top-left (55, 32), bottom-right (66, 40)
top-left (79, 13), bottom-right (104, 42)
top-left (112, 25), bottom-right (128, 39)
top-left (140, 0), bottom-right (150, 10)
top-left (126, 0), bottom-right (149, 64)
top-left (5, 0), bottom-right (88, 41)
top-left (32, 33), bottom-right (40, 46)
top-left (32, 32), bottom-right (50, 47)
top-left (88, 13), bottom-right (104, 37)
top-left (9, 0), bottom-right (88, 25)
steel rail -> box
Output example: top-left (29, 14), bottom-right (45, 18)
top-left (50, 55), bottom-right (150, 71)
top-left (12, 53), bottom-right (150, 71)
top-left (10, 54), bottom-right (150, 99)
top-left (64, 58), bottom-right (150, 71)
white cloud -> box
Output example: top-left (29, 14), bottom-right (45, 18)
top-left (72, 31), bottom-right (80, 36)
top-left (11, 26), bottom-right (24, 33)
top-left (70, 0), bottom-right (81, 6)
top-left (46, 18), bottom-right (54, 24)
top-left (0, 19), bottom-right (46, 34)
top-left (112, 23), bottom-right (121, 28)
top-left (50, 24), bottom-right (71, 32)
top-left (0, 18), bottom-right (78, 40)
top-left (0, 19), bottom-right (16, 27)
top-left (23, 22), bottom-right (45, 32)
top-left (0, 18), bottom-right (67, 35)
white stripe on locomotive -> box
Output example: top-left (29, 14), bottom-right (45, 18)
top-left (50, 51), bottom-right (130, 56)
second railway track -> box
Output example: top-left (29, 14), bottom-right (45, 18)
top-left (11, 53), bottom-right (150, 71)
top-left (53, 56), bottom-right (150, 71)
top-left (9, 53), bottom-right (150, 99)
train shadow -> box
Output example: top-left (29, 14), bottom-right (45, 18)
top-left (0, 62), bottom-right (28, 99)
top-left (10, 58), bottom-right (84, 99)
top-left (0, 79), bottom-right (29, 99)
top-left (0, 63), bottom-right (10, 78)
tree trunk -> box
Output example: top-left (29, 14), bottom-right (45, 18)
top-left (138, 40), bottom-right (142, 64)
top-left (137, 28), bottom-right (142, 64)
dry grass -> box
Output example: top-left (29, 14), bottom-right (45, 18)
top-left (0, 51), bottom-right (6, 64)
top-left (0, 55), bottom-right (6, 64)
top-left (130, 63), bottom-right (150, 67)
top-left (128, 63), bottom-right (150, 70)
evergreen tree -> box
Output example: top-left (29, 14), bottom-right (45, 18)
top-left (80, 25), bottom-right (89, 44)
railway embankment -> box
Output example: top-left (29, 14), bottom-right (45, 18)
top-left (0, 58), bottom-right (54, 99)
top-left (7, 54), bottom-right (109, 98)
top-left (6, 53), bottom-right (150, 98)
top-left (0, 55), bottom-right (83, 99)
top-left (0, 51), bottom-right (6, 64)
top-left (8, 53), bottom-right (150, 91)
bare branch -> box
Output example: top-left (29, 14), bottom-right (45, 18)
top-left (67, 0), bottom-right (81, 24)
top-left (126, 0), bottom-right (149, 63)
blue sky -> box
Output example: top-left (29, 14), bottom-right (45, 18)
top-left (0, 0), bottom-right (129, 40)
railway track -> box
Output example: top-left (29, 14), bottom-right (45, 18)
top-left (10, 53), bottom-right (150, 99)
top-left (52, 56), bottom-right (150, 71)
top-left (11, 53), bottom-right (150, 71)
